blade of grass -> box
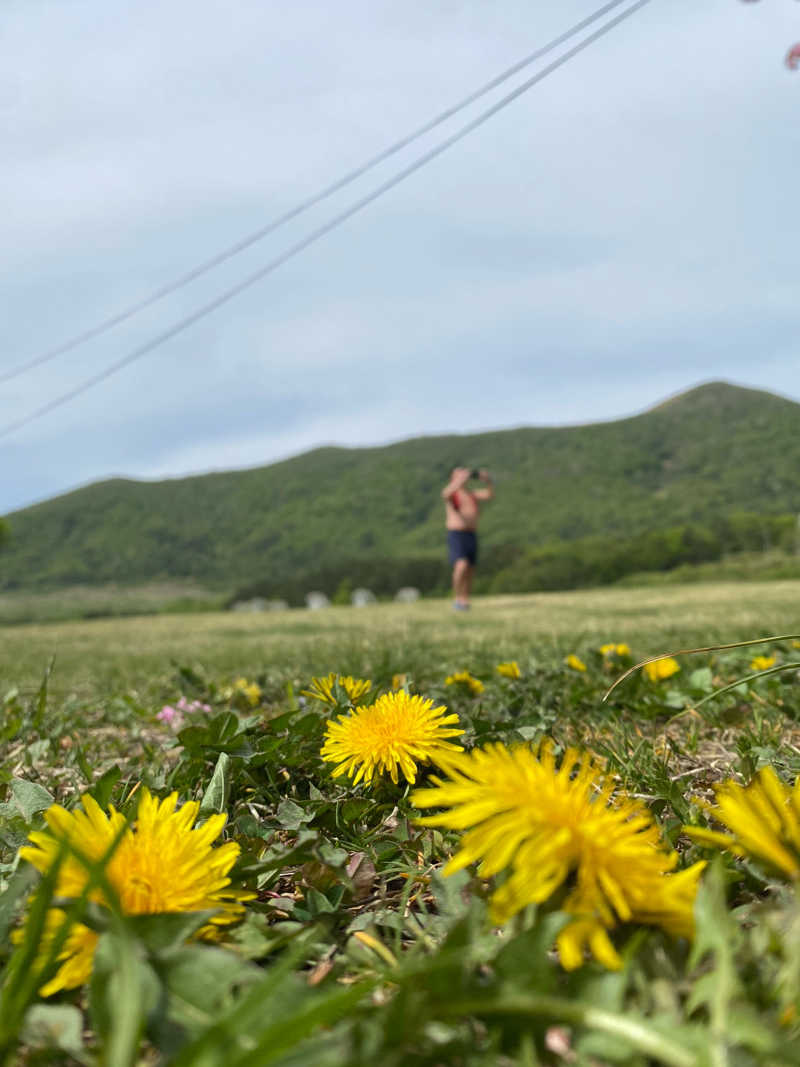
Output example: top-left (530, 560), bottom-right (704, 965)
top-left (32, 656), bottom-right (55, 733)
top-left (691, 662), bottom-right (800, 710)
top-left (0, 813), bottom-right (129, 1060)
top-left (441, 993), bottom-right (698, 1067)
top-left (603, 634), bottom-right (800, 701)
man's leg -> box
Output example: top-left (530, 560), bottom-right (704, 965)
top-left (453, 557), bottom-right (471, 608)
top-left (463, 561), bottom-right (473, 604)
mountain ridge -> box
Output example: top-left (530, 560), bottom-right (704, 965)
top-left (3, 381), bottom-right (800, 592)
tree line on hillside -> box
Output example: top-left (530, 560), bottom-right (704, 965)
top-left (230, 511), bottom-right (799, 606)
top-left (4, 383), bottom-right (800, 594)
top-left (230, 557), bottom-right (452, 607)
top-left (485, 512), bottom-right (797, 594)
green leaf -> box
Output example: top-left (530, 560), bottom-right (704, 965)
top-left (276, 799), bottom-right (314, 830)
top-left (32, 657), bottom-right (55, 732)
top-left (178, 712), bottom-right (247, 755)
top-left (664, 689), bottom-right (687, 710)
top-left (127, 911), bottom-right (219, 954)
top-left (22, 1003), bottom-right (85, 1058)
top-left (167, 934), bottom-right (330, 1066)
top-left (346, 912), bottom-right (377, 933)
top-left (238, 829), bottom-right (318, 878)
top-left (493, 912), bottom-right (567, 992)
top-left (431, 868), bottom-right (471, 918)
top-left (317, 842), bottom-right (348, 868)
top-left (161, 944), bottom-right (261, 1029)
top-left (0, 842), bottom-right (75, 1051)
top-left (305, 888), bottom-right (335, 916)
top-left (0, 712), bottom-right (22, 743)
top-left (10, 778), bottom-right (55, 822)
top-left (0, 865), bottom-right (37, 944)
top-left (225, 979), bottom-right (372, 1067)
top-left (73, 743), bottom-right (94, 784)
top-left (441, 993), bottom-right (699, 1067)
top-left (89, 928), bottom-right (160, 1067)
top-left (340, 799), bottom-right (371, 825)
top-left (687, 858), bottom-right (742, 1063)
top-left (515, 725), bottom-right (541, 741)
top-left (199, 752), bottom-right (232, 816)
top-left (90, 764), bottom-right (122, 809)
top-left (207, 711), bottom-right (244, 744)
top-left (688, 666), bottom-right (713, 693)
top-left (723, 1005), bottom-right (776, 1053)
top-left (25, 739), bottom-right (51, 762)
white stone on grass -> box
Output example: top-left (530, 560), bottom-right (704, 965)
top-left (266, 599), bottom-right (289, 612)
top-left (395, 587), bottom-right (421, 603)
top-left (231, 597), bottom-right (267, 613)
top-left (351, 588), bottom-right (376, 607)
top-left (305, 591), bottom-right (330, 610)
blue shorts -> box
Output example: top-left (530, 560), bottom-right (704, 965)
top-left (448, 530), bottom-right (478, 566)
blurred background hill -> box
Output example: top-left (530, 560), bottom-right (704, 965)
top-left (3, 381), bottom-right (800, 614)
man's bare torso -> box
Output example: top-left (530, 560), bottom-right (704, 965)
top-left (445, 490), bottom-right (479, 531)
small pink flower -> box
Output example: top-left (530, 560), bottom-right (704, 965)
top-left (174, 696), bottom-right (212, 715)
top-left (157, 705), bottom-right (183, 727)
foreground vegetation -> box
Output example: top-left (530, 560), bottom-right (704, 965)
top-left (2, 582), bottom-right (800, 1064)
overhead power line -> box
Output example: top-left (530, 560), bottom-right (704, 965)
top-left (1, 0), bottom-right (638, 387)
top-left (0, 0), bottom-right (653, 440)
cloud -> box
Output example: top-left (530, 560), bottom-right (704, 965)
top-left (1, 0), bottom-right (799, 514)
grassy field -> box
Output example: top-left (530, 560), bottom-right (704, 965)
top-left (3, 579), bottom-right (799, 702)
top-left (0, 580), bottom-right (224, 626)
top-left (2, 579), bottom-right (800, 1065)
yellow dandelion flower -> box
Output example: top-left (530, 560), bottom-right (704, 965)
top-left (302, 672), bottom-right (372, 705)
top-left (12, 910), bottom-right (99, 997)
top-left (750, 654), bottom-right (776, 672)
top-left (320, 690), bottom-right (464, 786)
top-left (496, 661), bottom-right (522, 679)
top-left (445, 670), bottom-right (485, 696)
top-left (643, 657), bottom-right (680, 682)
top-left (231, 677), bottom-right (262, 706)
top-left (565, 654), bottom-right (587, 673)
top-left (599, 643), bottom-right (631, 658)
top-left (391, 673), bottom-right (407, 691)
top-left (18, 788), bottom-right (252, 995)
top-left (412, 742), bottom-right (703, 970)
top-left (684, 766), bottom-right (800, 880)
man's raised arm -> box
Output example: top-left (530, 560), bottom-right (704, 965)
top-left (442, 467), bottom-right (471, 500)
top-left (473, 469), bottom-right (494, 502)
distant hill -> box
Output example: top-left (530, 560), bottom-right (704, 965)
top-left (3, 382), bottom-right (800, 595)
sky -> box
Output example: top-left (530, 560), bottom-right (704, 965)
top-left (2, 0), bottom-right (798, 515)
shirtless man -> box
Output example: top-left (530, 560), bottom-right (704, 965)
top-left (441, 467), bottom-right (494, 610)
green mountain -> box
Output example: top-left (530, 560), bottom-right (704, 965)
top-left (3, 382), bottom-right (800, 596)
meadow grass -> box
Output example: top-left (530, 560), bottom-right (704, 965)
top-left (3, 579), bottom-right (800, 1065)
top-left (3, 579), bottom-right (799, 703)
top-left (0, 580), bottom-right (223, 626)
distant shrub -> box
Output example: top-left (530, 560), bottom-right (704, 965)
top-left (229, 514), bottom-right (798, 604)
top-left (487, 518), bottom-right (793, 595)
